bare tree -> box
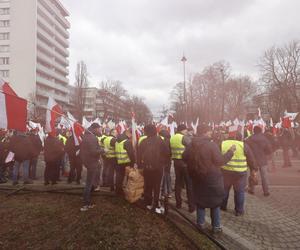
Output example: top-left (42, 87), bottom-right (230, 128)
top-left (259, 40), bottom-right (300, 114)
top-left (74, 60), bottom-right (88, 122)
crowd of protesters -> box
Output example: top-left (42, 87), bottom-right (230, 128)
top-left (0, 122), bottom-right (299, 233)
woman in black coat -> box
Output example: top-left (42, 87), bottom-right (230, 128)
top-left (183, 124), bottom-right (235, 233)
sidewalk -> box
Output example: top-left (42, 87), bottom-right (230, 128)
top-left (172, 156), bottom-right (300, 250)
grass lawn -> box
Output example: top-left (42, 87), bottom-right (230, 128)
top-left (0, 192), bottom-right (214, 250)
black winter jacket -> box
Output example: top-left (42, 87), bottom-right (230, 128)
top-left (9, 134), bottom-right (34, 162)
top-left (183, 136), bottom-right (233, 208)
top-left (246, 133), bottom-right (272, 167)
top-left (80, 132), bottom-right (104, 168)
top-left (44, 136), bottom-right (64, 163)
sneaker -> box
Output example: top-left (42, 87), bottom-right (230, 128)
top-left (155, 207), bottom-right (162, 214)
top-left (167, 194), bottom-right (172, 198)
top-left (88, 204), bottom-right (95, 209)
top-left (146, 205), bottom-right (152, 210)
top-left (212, 227), bottom-right (223, 234)
top-left (80, 205), bottom-right (89, 212)
top-left (235, 211), bottom-right (244, 216)
top-left (94, 186), bottom-right (101, 192)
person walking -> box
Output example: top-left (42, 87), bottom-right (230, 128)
top-left (65, 133), bottom-right (82, 184)
top-left (183, 124), bottom-right (235, 233)
top-left (138, 124), bottom-right (169, 213)
top-left (246, 126), bottom-right (272, 196)
top-left (9, 132), bottom-right (34, 185)
top-left (159, 128), bottom-right (172, 198)
top-left (102, 129), bottom-right (118, 191)
top-left (170, 124), bottom-right (194, 212)
top-left (80, 123), bottom-right (104, 211)
top-left (115, 128), bottom-right (135, 196)
top-left (28, 128), bottom-right (43, 180)
top-left (44, 133), bottom-right (64, 185)
top-left (220, 132), bottom-right (257, 216)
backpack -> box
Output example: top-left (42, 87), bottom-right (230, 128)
top-left (141, 136), bottom-right (162, 170)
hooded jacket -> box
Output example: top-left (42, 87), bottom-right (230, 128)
top-left (183, 136), bottom-right (233, 208)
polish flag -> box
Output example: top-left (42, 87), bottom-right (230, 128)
top-left (67, 112), bottom-right (85, 146)
top-left (45, 97), bottom-right (62, 136)
top-left (0, 80), bottom-right (27, 132)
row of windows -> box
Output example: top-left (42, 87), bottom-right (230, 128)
top-left (0, 32), bottom-right (9, 40)
top-left (0, 57), bottom-right (9, 65)
top-left (0, 70), bottom-right (9, 77)
top-left (0, 45), bottom-right (9, 52)
top-left (0, 8), bottom-right (9, 15)
top-left (0, 20), bottom-right (9, 27)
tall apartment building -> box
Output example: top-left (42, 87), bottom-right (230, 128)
top-left (0, 0), bottom-right (70, 116)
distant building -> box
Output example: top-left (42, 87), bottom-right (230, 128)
top-left (0, 0), bottom-right (70, 116)
top-left (69, 86), bottom-right (131, 121)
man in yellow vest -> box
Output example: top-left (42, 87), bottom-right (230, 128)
top-left (115, 128), bottom-right (135, 195)
top-left (102, 129), bottom-right (118, 191)
top-left (170, 124), bottom-right (195, 212)
top-left (221, 132), bottom-right (257, 216)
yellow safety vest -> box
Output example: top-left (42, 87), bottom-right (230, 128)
top-left (97, 135), bottom-right (107, 146)
top-left (170, 133), bottom-right (185, 160)
top-left (221, 140), bottom-right (247, 172)
top-left (138, 135), bottom-right (147, 145)
top-left (58, 134), bottom-right (67, 145)
top-left (115, 139), bottom-right (130, 165)
top-left (104, 136), bottom-right (116, 158)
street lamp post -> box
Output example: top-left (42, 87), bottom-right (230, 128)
top-left (181, 55), bottom-right (187, 123)
top-left (220, 68), bottom-right (225, 121)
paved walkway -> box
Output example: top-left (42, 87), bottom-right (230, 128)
top-left (173, 153), bottom-right (300, 250)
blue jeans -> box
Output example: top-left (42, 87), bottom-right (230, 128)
top-left (259, 165), bottom-right (269, 194)
top-left (197, 206), bottom-right (221, 228)
top-left (83, 167), bottom-right (100, 205)
top-left (249, 165), bottom-right (269, 194)
top-left (162, 171), bottom-right (172, 195)
top-left (222, 170), bottom-right (247, 213)
top-left (29, 157), bottom-right (38, 179)
top-left (13, 160), bottom-right (30, 183)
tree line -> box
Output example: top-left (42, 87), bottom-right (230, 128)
top-left (169, 40), bottom-right (300, 123)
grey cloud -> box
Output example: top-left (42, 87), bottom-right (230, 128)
top-left (62, 0), bottom-right (300, 114)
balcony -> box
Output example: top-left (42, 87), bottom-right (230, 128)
top-left (36, 75), bottom-right (68, 94)
top-left (37, 26), bottom-right (68, 57)
top-left (39, 0), bottom-right (70, 29)
top-left (36, 63), bottom-right (68, 85)
top-left (36, 87), bottom-right (68, 104)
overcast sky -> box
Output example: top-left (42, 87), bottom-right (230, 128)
top-left (62, 0), bottom-right (300, 115)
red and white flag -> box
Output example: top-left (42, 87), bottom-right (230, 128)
top-left (0, 80), bottom-right (27, 132)
top-left (45, 97), bottom-right (62, 136)
top-left (67, 112), bottom-right (85, 146)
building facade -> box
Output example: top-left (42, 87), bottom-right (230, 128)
top-left (70, 86), bottom-right (131, 121)
top-left (0, 0), bottom-right (70, 117)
